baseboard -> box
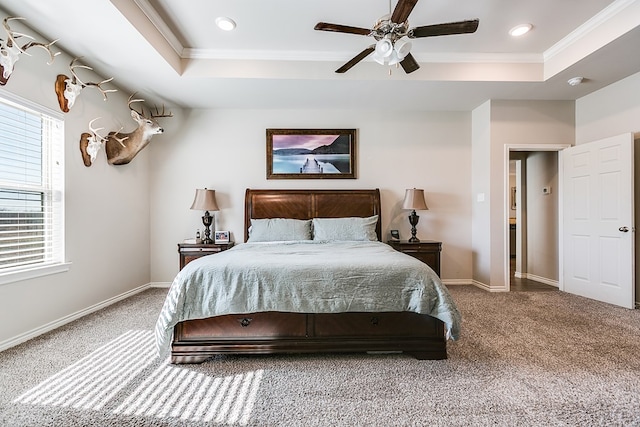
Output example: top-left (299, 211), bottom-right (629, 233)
top-left (518, 273), bottom-right (559, 288)
top-left (149, 281), bottom-right (171, 288)
top-left (470, 280), bottom-right (491, 291)
top-left (441, 279), bottom-right (474, 286)
top-left (0, 282), bottom-right (153, 353)
top-left (470, 279), bottom-right (509, 292)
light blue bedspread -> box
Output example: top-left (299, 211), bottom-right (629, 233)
top-left (155, 241), bottom-right (461, 357)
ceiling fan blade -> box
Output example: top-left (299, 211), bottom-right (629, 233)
top-left (410, 19), bottom-right (479, 38)
top-left (314, 22), bottom-right (372, 36)
top-left (400, 53), bottom-right (420, 74)
top-left (391, 0), bottom-right (419, 24)
top-left (336, 45), bottom-right (375, 73)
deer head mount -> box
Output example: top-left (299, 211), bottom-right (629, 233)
top-left (0, 17), bottom-right (59, 85)
top-left (79, 118), bottom-right (126, 167)
top-left (103, 93), bottom-right (172, 166)
top-left (55, 57), bottom-right (117, 112)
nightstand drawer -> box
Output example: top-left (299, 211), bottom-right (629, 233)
top-left (387, 240), bottom-right (441, 277)
top-left (178, 242), bottom-right (234, 270)
top-left (179, 246), bottom-right (223, 254)
top-left (403, 250), bottom-right (439, 272)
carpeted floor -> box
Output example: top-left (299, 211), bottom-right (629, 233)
top-left (1, 286), bottom-right (639, 426)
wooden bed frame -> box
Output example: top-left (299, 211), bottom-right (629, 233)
top-left (170, 188), bottom-right (447, 363)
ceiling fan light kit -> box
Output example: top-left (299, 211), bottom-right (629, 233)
top-left (314, 0), bottom-right (479, 74)
top-left (394, 37), bottom-right (412, 58)
top-left (373, 36), bottom-right (411, 65)
top-left (374, 37), bottom-right (394, 57)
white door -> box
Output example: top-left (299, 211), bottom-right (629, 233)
top-left (562, 133), bottom-right (634, 309)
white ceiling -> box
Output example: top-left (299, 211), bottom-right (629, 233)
top-left (2, 0), bottom-right (640, 111)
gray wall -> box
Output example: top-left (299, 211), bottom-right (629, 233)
top-left (526, 151), bottom-right (559, 282)
top-left (148, 109), bottom-right (474, 284)
top-left (472, 100), bottom-right (574, 290)
top-left (0, 12), bottom-right (151, 348)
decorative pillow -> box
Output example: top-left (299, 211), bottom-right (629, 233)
top-left (247, 218), bottom-right (312, 242)
top-left (312, 215), bottom-right (379, 241)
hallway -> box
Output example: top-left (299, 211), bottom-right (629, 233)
top-left (510, 258), bottom-right (557, 292)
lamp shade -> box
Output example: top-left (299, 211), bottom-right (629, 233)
top-left (190, 188), bottom-right (219, 211)
top-left (402, 188), bottom-right (428, 210)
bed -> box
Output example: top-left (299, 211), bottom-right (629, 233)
top-left (156, 188), bottom-right (461, 364)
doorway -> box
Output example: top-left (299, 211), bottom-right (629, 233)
top-left (505, 144), bottom-right (570, 291)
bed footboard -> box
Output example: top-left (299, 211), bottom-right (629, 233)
top-left (171, 311), bottom-right (447, 364)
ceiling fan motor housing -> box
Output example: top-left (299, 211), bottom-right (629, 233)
top-left (372, 16), bottom-right (409, 43)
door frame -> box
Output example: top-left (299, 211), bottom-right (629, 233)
top-left (504, 143), bottom-right (571, 291)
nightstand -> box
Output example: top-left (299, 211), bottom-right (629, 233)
top-left (177, 242), bottom-right (234, 270)
top-left (387, 240), bottom-right (441, 277)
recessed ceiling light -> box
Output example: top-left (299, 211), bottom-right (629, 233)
top-left (215, 17), bottom-right (236, 31)
top-left (509, 24), bottom-right (533, 37)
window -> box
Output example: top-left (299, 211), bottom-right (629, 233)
top-left (0, 92), bottom-right (65, 282)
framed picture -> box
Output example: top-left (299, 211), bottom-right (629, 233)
top-left (214, 230), bottom-right (230, 244)
top-left (266, 128), bottom-right (356, 179)
top-left (510, 187), bottom-right (517, 210)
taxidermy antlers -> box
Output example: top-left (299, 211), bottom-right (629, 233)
top-left (0, 17), bottom-right (59, 85)
top-left (55, 57), bottom-right (117, 112)
top-left (79, 118), bottom-right (126, 167)
top-left (103, 93), bottom-right (173, 165)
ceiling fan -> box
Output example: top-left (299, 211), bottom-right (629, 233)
top-left (314, 0), bottom-right (479, 74)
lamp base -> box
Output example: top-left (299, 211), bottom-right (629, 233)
top-left (408, 210), bottom-right (420, 243)
top-left (201, 211), bottom-right (214, 244)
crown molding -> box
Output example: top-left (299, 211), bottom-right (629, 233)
top-left (131, 0), bottom-right (185, 57)
top-left (544, 0), bottom-right (637, 61)
top-left (185, 48), bottom-right (542, 64)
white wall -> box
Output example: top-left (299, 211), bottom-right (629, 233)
top-left (149, 109), bottom-right (473, 284)
top-left (0, 14), bottom-right (151, 347)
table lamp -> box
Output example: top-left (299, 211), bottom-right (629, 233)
top-left (402, 188), bottom-right (429, 242)
top-left (190, 188), bottom-right (219, 244)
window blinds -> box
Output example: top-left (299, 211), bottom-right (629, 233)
top-left (0, 96), bottom-right (64, 272)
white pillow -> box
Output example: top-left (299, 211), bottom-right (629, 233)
top-left (247, 218), bottom-right (312, 242)
top-left (312, 216), bottom-right (379, 241)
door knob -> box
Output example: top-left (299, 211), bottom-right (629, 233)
top-left (619, 226), bottom-right (629, 232)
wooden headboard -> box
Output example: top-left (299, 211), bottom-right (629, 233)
top-left (244, 188), bottom-right (382, 242)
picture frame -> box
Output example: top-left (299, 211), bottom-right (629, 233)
top-left (214, 230), bottom-right (230, 244)
top-left (266, 128), bottom-right (356, 179)
top-left (510, 187), bottom-right (517, 210)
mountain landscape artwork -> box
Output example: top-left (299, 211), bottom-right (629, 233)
top-left (266, 129), bottom-right (356, 179)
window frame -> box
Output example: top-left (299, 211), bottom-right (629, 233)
top-left (0, 89), bottom-right (69, 286)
